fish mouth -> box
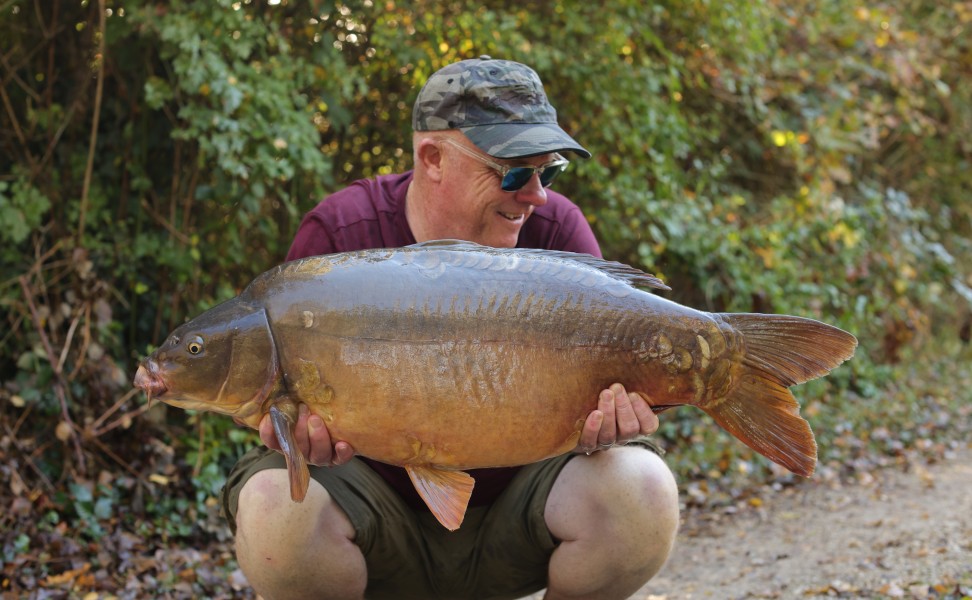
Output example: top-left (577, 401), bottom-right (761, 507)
top-left (133, 362), bottom-right (168, 402)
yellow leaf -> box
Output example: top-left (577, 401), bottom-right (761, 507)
top-left (149, 474), bottom-right (170, 486)
top-left (755, 247), bottom-right (775, 268)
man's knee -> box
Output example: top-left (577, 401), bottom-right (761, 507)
top-left (234, 469), bottom-right (365, 600)
top-left (626, 449), bottom-right (680, 521)
top-left (551, 446), bottom-right (678, 519)
top-left (545, 447), bottom-right (680, 596)
top-left (591, 448), bottom-right (679, 548)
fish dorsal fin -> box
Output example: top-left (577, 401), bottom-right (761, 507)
top-left (406, 239), bottom-right (671, 291)
top-left (405, 465), bottom-right (475, 531)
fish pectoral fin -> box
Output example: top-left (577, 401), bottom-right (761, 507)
top-left (405, 465), bottom-right (474, 531)
top-left (269, 404), bottom-right (310, 503)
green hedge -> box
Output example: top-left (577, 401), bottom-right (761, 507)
top-left (1, 0), bottom-right (969, 501)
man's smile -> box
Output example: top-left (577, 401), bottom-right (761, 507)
top-left (498, 211), bottom-right (528, 222)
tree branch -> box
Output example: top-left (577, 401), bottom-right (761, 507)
top-left (77, 0), bottom-right (107, 241)
top-left (18, 274), bottom-right (87, 475)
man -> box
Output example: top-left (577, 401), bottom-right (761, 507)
top-left (221, 56), bottom-right (680, 600)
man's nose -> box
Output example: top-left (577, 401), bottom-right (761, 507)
top-left (513, 173), bottom-right (548, 207)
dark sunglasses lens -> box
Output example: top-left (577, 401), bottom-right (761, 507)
top-left (539, 164), bottom-right (565, 188)
top-left (501, 168), bottom-right (536, 192)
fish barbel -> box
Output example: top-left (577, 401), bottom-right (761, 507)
top-left (133, 240), bottom-right (857, 529)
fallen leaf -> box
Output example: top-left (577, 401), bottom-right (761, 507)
top-left (43, 563), bottom-right (91, 588)
top-left (9, 470), bottom-right (26, 496)
top-left (55, 421), bottom-right (73, 442)
top-left (878, 582), bottom-right (905, 597)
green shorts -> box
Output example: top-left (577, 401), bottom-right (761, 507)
top-left (221, 440), bottom-right (663, 600)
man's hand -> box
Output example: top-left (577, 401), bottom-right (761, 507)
top-left (259, 404), bottom-right (355, 467)
top-left (576, 383), bottom-right (659, 454)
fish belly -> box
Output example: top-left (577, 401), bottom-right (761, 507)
top-left (283, 332), bottom-right (637, 468)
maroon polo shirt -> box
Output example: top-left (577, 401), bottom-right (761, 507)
top-left (286, 170), bottom-right (602, 511)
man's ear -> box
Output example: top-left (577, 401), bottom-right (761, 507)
top-left (414, 136), bottom-right (444, 183)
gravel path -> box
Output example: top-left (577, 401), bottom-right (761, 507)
top-left (530, 444), bottom-right (972, 599)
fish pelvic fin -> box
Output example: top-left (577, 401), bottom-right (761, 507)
top-left (405, 465), bottom-right (475, 531)
top-left (269, 404), bottom-right (310, 502)
top-left (702, 314), bottom-right (858, 477)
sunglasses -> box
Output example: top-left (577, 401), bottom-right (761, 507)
top-left (441, 138), bottom-right (570, 192)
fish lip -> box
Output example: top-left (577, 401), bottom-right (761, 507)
top-left (133, 361), bottom-right (168, 400)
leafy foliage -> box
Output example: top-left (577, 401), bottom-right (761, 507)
top-left (1, 0), bottom-right (970, 596)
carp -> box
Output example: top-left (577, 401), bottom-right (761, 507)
top-left (133, 240), bottom-right (857, 530)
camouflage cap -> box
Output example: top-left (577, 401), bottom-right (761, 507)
top-left (412, 56), bottom-right (591, 159)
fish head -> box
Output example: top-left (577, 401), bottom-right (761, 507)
top-left (133, 298), bottom-right (275, 427)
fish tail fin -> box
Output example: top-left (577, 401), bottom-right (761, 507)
top-left (701, 314), bottom-right (857, 477)
top-left (269, 404), bottom-right (310, 502)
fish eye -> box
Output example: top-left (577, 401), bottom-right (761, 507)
top-left (186, 336), bottom-right (204, 355)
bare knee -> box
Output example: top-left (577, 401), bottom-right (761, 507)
top-left (235, 469), bottom-right (366, 600)
top-left (544, 448), bottom-right (679, 599)
top-left (627, 451), bottom-right (680, 566)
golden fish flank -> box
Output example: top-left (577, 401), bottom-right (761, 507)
top-left (133, 240), bottom-right (858, 532)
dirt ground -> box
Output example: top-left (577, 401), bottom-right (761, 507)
top-left (531, 445), bottom-right (972, 600)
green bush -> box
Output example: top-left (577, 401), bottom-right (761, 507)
top-left (1, 0), bottom-right (969, 541)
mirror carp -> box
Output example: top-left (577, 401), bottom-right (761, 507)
top-left (133, 240), bottom-right (857, 530)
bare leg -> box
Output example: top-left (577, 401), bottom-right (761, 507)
top-left (235, 469), bottom-right (367, 600)
top-left (543, 448), bottom-right (679, 600)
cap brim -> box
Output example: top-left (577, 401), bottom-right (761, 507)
top-left (460, 123), bottom-right (592, 159)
